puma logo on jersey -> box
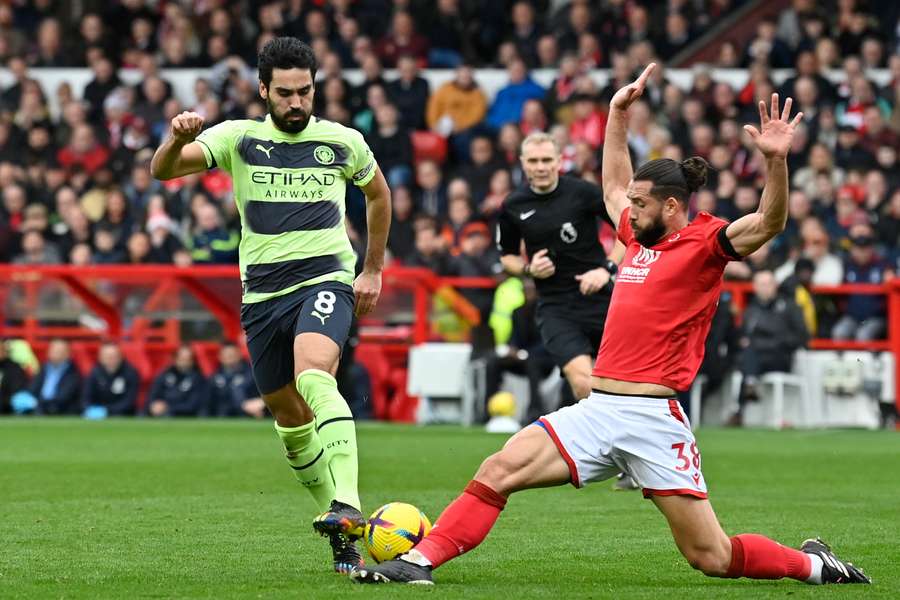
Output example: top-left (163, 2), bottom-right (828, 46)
top-left (311, 310), bottom-right (330, 326)
top-left (520, 209), bottom-right (536, 220)
top-left (255, 143), bottom-right (274, 158)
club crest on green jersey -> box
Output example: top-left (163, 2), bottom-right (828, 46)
top-left (314, 145), bottom-right (335, 165)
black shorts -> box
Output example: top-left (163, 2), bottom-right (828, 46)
top-left (536, 294), bottom-right (610, 369)
top-left (240, 281), bottom-right (355, 394)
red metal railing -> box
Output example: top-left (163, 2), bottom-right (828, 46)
top-left (1, 266), bottom-right (897, 414)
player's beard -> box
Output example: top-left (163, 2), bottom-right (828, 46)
top-left (268, 99), bottom-right (310, 133)
top-left (634, 215), bottom-right (667, 247)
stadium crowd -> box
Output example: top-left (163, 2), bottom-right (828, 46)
top-left (1, 0), bottom-right (899, 417)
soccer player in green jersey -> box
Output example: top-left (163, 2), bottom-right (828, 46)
top-left (150, 37), bottom-right (391, 574)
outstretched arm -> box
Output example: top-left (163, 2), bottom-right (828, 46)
top-left (602, 63), bottom-right (656, 226)
top-left (726, 94), bottom-right (803, 257)
top-left (150, 111), bottom-right (209, 180)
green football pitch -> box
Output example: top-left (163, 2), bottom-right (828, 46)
top-left (2, 419), bottom-right (898, 599)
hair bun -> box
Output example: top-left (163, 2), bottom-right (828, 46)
top-left (680, 157), bottom-right (709, 193)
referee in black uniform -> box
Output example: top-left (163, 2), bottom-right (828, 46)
top-left (497, 131), bottom-right (622, 400)
top-left (496, 131), bottom-right (637, 490)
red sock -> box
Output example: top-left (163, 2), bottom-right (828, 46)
top-left (414, 480), bottom-right (507, 568)
top-left (726, 534), bottom-right (811, 580)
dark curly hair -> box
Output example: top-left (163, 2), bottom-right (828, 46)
top-left (257, 37), bottom-right (317, 88)
top-left (633, 157), bottom-right (710, 204)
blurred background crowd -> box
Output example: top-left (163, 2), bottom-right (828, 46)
top-left (0, 0), bottom-right (898, 420)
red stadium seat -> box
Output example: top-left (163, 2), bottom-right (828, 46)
top-left (355, 343), bottom-right (391, 420)
top-left (386, 368), bottom-right (418, 423)
top-left (410, 130), bottom-right (448, 165)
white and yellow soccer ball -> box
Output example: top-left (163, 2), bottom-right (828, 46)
top-left (363, 502), bottom-right (432, 563)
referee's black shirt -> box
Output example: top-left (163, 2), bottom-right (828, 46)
top-left (496, 175), bottom-right (615, 300)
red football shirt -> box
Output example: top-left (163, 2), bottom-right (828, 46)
top-left (592, 208), bottom-right (742, 391)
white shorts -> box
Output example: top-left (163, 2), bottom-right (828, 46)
top-left (538, 391), bottom-right (708, 499)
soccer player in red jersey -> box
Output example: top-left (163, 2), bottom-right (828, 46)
top-left (352, 64), bottom-right (870, 586)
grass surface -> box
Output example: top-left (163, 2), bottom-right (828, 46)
top-left (1, 419), bottom-right (898, 599)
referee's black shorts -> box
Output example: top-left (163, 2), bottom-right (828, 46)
top-left (536, 293), bottom-right (610, 369)
top-left (240, 281), bottom-right (355, 394)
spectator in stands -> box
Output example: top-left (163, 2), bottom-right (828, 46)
top-left (97, 189), bottom-right (134, 249)
top-left (352, 83), bottom-right (389, 135)
top-left (13, 230), bottom-right (61, 265)
top-left (125, 230), bottom-right (159, 264)
top-left (1, 182), bottom-right (26, 234)
top-left (508, 1), bottom-right (542, 68)
top-left (145, 346), bottom-right (208, 418)
top-left (367, 103), bottom-right (412, 188)
top-left (31, 17), bottom-right (68, 67)
top-left (860, 105), bottom-right (899, 155)
top-left (387, 186), bottom-right (416, 263)
top-left (208, 342), bottom-right (264, 418)
top-left (557, 0), bottom-right (594, 55)
top-left (496, 122), bottom-right (525, 182)
top-left (28, 339), bottom-right (81, 415)
top-left (375, 11), bottom-right (428, 68)
top-left (442, 180), bottom-right (475, 252)
top-left (776, 217), bottom-right (844, 285)
top-left (780, 49), bottom-right (836, 103)
top-left (71, 13), bottom-right (113, 67)
top-left (0, 339), bottom-right (28, 415)
top-left (407, 217), bottom-right (451, 274)
top-left (878, 189), bottom-right (900, 250)
top-left (536, 34), bottom-right (559, 68)
top-left (455, 135), bottom-right (502, 203)
top-left (423, 0), bottom-right (468, 67)
top-left (387, 55), bottom-right (430, 131)
top-left (82, 343), bottom-right (139, 417)
top-left (56, 123), bottom-right (110, 176)
top-left (832, 223), bottom-right (894, 342)
top-left (188, 203), bottom-right (238, 264)
top-left (146, 210), bottom-right (184, 263)
top-left (480, 168), bottom-right (512, 221)
top-left (743, 18), bottom-right (794, 68)
top-left (834, 123), bottom-right (876, 172)
top-left (519, 99), bottom-right (547, 137)
top-left (83, 56), bottom-right (122, 124)
top-left (780, 257), bottom-right (818, 336)
top-left (656, 12), bottom-right (693, 58)
top-left (20, 203), bottom-right (51, 239)
top-left (350, 53), bottom-right (388, 115)
top-left (426, 64), bottom-right (488, 160)
top-left (414, 160), bottom-right (447, 218)
top-left (447, 221), bottom-right (501, 322)
top-left (730, 270), bottom-right (809, 426)
top-left (792, 143), bottom-right (845, 200)
top-left (92, 226), bottom-right (125, 263)
top-left (486, 58), bottom-right (545, 132)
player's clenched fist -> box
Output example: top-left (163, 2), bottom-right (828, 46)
top-left (171, 111), bottom-right (204, 144)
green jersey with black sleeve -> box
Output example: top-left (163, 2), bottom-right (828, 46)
top-left (194, 114), bottom-right (377, 303)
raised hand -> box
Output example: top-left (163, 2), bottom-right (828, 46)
top-left (609, 63), bottom-right (656, 111)
top-left (743, 93), bottom-right (803, 160)
top-left (171, 111), bottom-right (204, 144)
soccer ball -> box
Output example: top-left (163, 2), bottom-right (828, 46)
top-left (363, 502), bottom-right (432, 563)
top-left (487, 391), bottom-right (516, 417)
